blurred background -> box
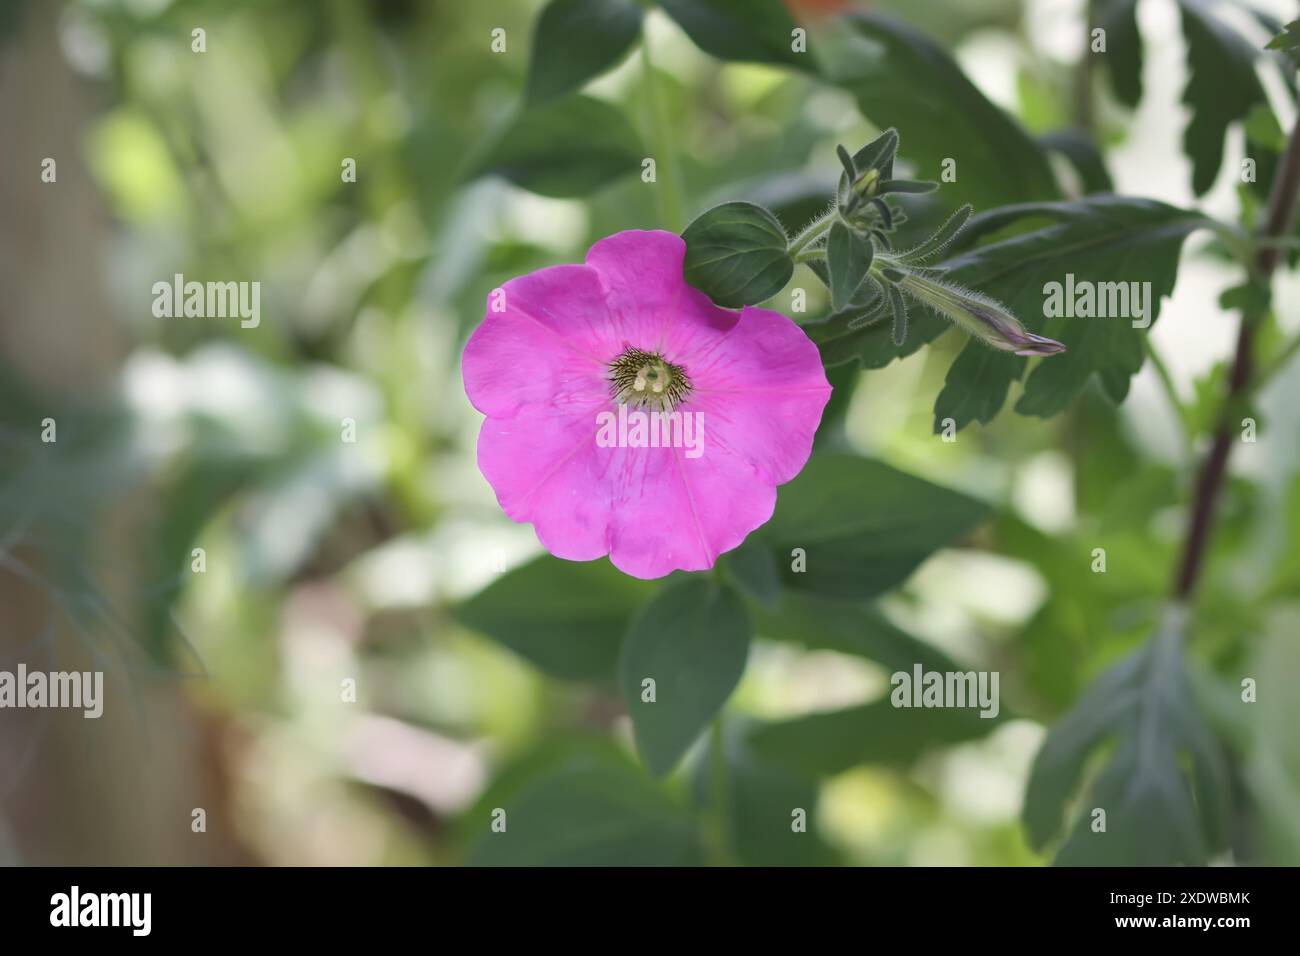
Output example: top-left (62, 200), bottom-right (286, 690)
top-left (1, 0), bottom-right (1298, 866)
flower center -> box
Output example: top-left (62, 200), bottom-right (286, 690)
top-left (607, 347), bottom-right (692, 412)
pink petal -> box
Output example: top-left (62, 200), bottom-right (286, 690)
top-left (479, 406), bottom-right (780, 579)
top-left (585, 230), bottom-right (736, 355)
top-left (685, 305), bottom-right (832, 484)
top-left (605, 444), bottom-right (777, 579)
top-left (492, 263), bottom-right (620, 357)
top-left (462, 276), bottom-right (609, 420)
top-left (477, 404), bottom-right (612, 562)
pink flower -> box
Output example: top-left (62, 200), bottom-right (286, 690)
top-left (462, 230), bottom-right (832, 579)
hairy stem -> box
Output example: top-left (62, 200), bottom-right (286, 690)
top-left (788, 211), bottom-right (837, 257)
top-left (1172, 115), bottom-right (1300, 599)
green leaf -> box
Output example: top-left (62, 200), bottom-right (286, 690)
top-left (1218, 278), bottom-right (1271, 318)
top-left (752, 696), bottom-right (1003, 777)
top-left (455, 556), bottom-right (655, 681)
top-left (1179, 0), bottom-right (1268, 195)
top-left (1265, 18), bottom-right (1300, 53)
top-left (805, 260), bottom-right (951, 370)
top-left (838, 128), bottom-right (899, 206)
top-left (835, 144), bottom-right (858, 182)
top-left (1039, 129), bottom-right (1114, 194)
top-left (469, 749), bottom-right (700, 866)
top-left (934, 196), bottom-right (1208, 429)
top-left (932, 346), bottom-right (1023, 433)
top-left (681, 201), bottom-right (794, 307)
top-left (1096, 0), bottom-right (1143, 107)
top-left (525, 0), bottom-right (644, 106)
top-left (755, 453), bottom-right (989, 599)
top-left (468, 94), bottom-right (643, 198)
top-left (619, 578), bottom-right (752, 776)
top-left (697, 723), bottom-right (836, 865)
top-left (721, 537), bottom-right (782, 609)
top-left (878, 178), bottom-right (938, 195)
top-left (1023, 607), bottom-right (1231, 865)
top-left (814, 360), bottom-right (861, 448)
top-left (1096, 0), bottom-right (1267, 194)
top-left (824, 13), bottom-right (1058, 209)
top-left (658, 0), bottom-right (812, 72)
top-left (752, 590), bottom-right (962, 674)
top-left (825, 220), bottom-right (873, 312)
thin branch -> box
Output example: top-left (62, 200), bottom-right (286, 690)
top-left (1172, 115), bottom-right (1300, 599)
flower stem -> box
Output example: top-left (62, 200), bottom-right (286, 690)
top-left (1173, 113), bottom-right (1300, 599)
top-left (788, 211), bottom-right (837, 257)
top-left (641, 37), bottom-right (685, 232)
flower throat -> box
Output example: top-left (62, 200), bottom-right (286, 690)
top-left (607, 346), bottom-right (692, 412)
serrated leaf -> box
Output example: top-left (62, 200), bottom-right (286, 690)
top-left (1023, 607), bottom-right (1231, 865)
top-left (754, 453), bottom-right (989, 599)
top-left (826, 220), bottom-right (873, 312)
top-left (933, 196), bottom-right (1208, 430)
top-left (1265, 18), bottom-right (1300, 53)
top-left (823, 13), bottom-right (1058, 209)
top-left (932, 346), bottom-right (1024, 432)
top-left (469, 94), bottom-right (643, 198)
top-left (525, 0), bottom-right (644, 106)
top-left (810, 309), bottom-right (948, 367)
top-left (455, 556), bottom-right (655, 680)
top-left (1096, 0), bottom-right (1143, 107)
top-left (658, 0), bottom-right (812, 72)
top-left (1096, 0), bottom-right (1267, 194)
top-left (619, 578), bottom-right (751, 776)
top-left (1179, 0), bottom-right (1268, 195)
top-left (681, 201), bottom-right (794, 307)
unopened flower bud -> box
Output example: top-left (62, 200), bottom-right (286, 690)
top-left (897, 273), bottom-right (1065, 357)
top-left (853, 167), bottom-right (881, 201)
